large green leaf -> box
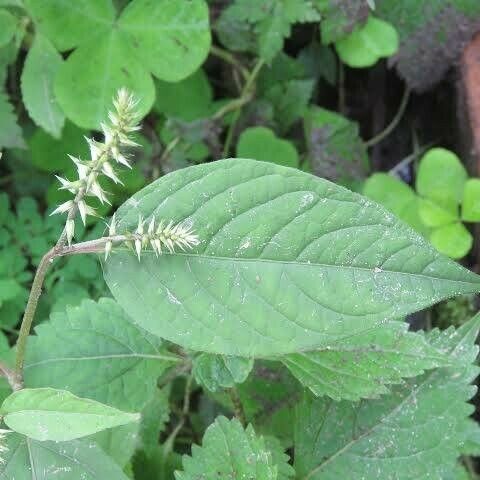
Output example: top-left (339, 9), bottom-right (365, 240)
top-left (294, 314), bottom-right (480, 479)
top-left (54, 29), bottom-right (155, 129)
top-left (175, 416), bottom-right (287, 480)
top-left (0, 433), bottom-right (129, 479)
top-left (1, 388), bottom-right (140, 441)
top-left (21, 34), bottom-right (65, 138)
top-left (119, 0), bottom-right (211, 83)
top-left (283, 321), bottom-right (451, 401)
top-left (23, 0), bottom-right (115, 51)
top-left (104, 159), bottom-right (480, 356)
top-left (24, 298), bottom-right (177, 411)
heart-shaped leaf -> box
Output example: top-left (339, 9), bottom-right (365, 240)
top-left (104, 159), bottom-right (480, 356)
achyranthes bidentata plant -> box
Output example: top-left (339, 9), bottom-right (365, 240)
top-left (2, 92), bottom-right (480, 478)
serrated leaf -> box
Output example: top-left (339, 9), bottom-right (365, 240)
top-left (416, 148), bottom-right (467, 207)
top-left (119, 0), bottom-right (211, 83)
top-left (304, 106), bottom-right (368, 181)
top-left (24, 298), bottom-right (177, 411)
top-left (228, 0), bottom-right (321, 62)
top-left (193, 353), bottom-right (254, 392)
top-left (377, 0), bottom-right (480, 91)
top-left (0, 91), bottom-right (24, 149)
top-left (264, 436), bottom-right (295, 480)
top-left (23, 0), bottom-right (115, 51)
top-left (462, 178), bottom-right (480, 222)
top-left (0, 433), bottom-right (130, 479)
top-left (0, 9), bottom-right (16, 48)
top-left (54, 29), bottom-right (155, 129)
top-left (175, 416), bottom-right (283, 480)
top-left (283, 321), bottom-right (452, 401)
top-left (1, 388), bottom-right (140, 441)
top-left (104, 159), bottom-right (480, 357)
top-left (21, 34), bottom-right (65, 138)
top-left (335, 16), bottom-right (399, 68)
top-left (294, 314), bottom-right (480, 479)
top-left (237, 126), bottom-right (299, 168)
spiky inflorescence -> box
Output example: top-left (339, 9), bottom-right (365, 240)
top-left (51, 88), bottom-right (140, 245)
top-left (104, 214), bottom-right (200, 261)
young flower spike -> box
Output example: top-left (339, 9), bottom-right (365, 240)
top-left (102, 215), bottom-right (200, 261)
top-left (51, 88), bottom-right (140, 244)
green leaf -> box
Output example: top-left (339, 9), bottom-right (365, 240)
top-left (416, 148), bottom-right (467, 206)
top-left (104, 159), bottom-right (480, 357)
top-left (54, 29), bottom-right (155, 129)
top-left (294, 314), bottom-right (480, 479)
top-left (462, 178), bottom-right (480, 222)
top-left (430, 223), bottom-right (473, 260)
top-left (227, 0), bottom-right (321, 62)
top-left (237, 127), bottom-right (299, 168)
top-left (264, 436), bottom-right (295, 480)
top-left (119, 0), bottom-right (211, 83)
top-left (418, 198), bottom-right (458, 228)
top-left (335, 16), bottom-right (399, 68)
top-left (0, 433), bottom-right (130, 479)
top-left (154, 68), bottom-right (213, 121)
top-left (0, 9), bottom-right (16, 47)
top-left (1, 388), bottom-right (140, 441)
top-left (175, 416), bottom-right (285, 480)
top-left (363, 173), bottom-right (427, 235)
top-left (193, 354), bottom-right (254, 392)
top-left (0, 91), bottom-right (24, 149)
top-left (23, 0), bottom-right (115, 51)
top-left (21, 34), bottom-right (65, 138)
top-left (24, 298), bottom-right (177, 411)
top-left (283, 321), bottom-right (451, 401)
top-left (304, 106), bottom-right (369, 181)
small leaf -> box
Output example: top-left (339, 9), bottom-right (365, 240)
top-left (0, 91), bottom-right (24, 149)
top-left (429, 223), bottom-right (473, 260)
top-left (1, 388), bottom-right (140, 441)
top-left (175, 416), bottom-right (284, 480)
top-left (237, 127), bottom-right (299, 168)
top-left (335, 16), bottom-right (399, 68)
top-left (363, 173), bottom-right (427, 235)
top-left (118, 0), bottom-right (211, 83)
top-left (0, 433), bottom-right (130, 479)
top-left (193, 354), bottom-right (254, 392)
top-left (104, 159), bottom-right (480, 357)
top-left (283, 321), bottom-right (452, 401)
top-left (416, 148), bottom-right (467, 207)
top-left (0, 9), bottom-right (16, 47)
top-left (462, 178), bottom-right (480, 222)
top-left (304, 106), bottom-right (369, 180)
top-left (54, 29), bottom-right (155, 129)
top-left (418, 198), bottom-right (458, 228)
top-left (294, 313), bottom-right (480, 479)
top-left (24, 298), bottom-right (177, 411)
top-left (21, 34), bottom-right (65, 138)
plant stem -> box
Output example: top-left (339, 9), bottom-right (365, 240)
top-left (222, 58), bottom-right (265, 157)
top-left (229, 387), bottom-right (246, 427)
top-left (365, 87), bottom-right (411, 148)
top-left (13, 247), bottom-right (57, 388)
top-left (210, 45), bottom-right (249, 81)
